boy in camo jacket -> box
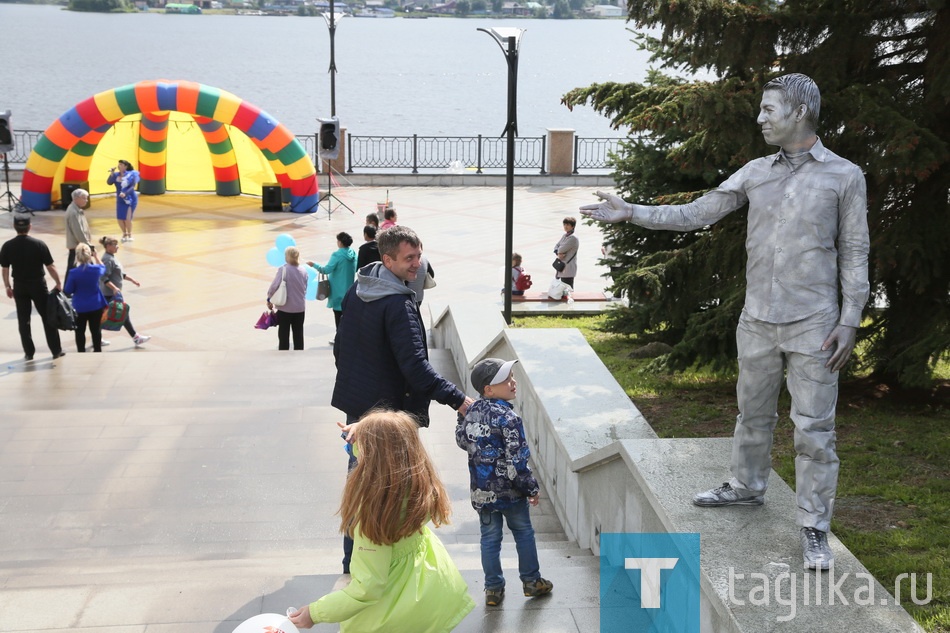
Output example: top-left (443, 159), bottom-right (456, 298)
top-left (456, 358), bottom-right (553, 607)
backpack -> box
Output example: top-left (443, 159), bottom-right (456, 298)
top-left (46, 290), bottom-right (77, 331)
top-left (515, 273), bottom-right (533, 291)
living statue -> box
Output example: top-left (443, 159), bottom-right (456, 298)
top-left (580, 73), bottom-right (870, 570)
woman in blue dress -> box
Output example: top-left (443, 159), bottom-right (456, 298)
top-left (106, 159), bottom-right (141, 242)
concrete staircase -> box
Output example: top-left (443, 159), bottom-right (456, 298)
top-left (0, 347), bottom-right (599, 632)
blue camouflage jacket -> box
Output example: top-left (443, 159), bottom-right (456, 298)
top-left (455, 397), bottom-right (539, 512)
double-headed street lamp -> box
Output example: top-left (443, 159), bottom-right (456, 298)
top-left (478, 27), bottom-right (525, 325)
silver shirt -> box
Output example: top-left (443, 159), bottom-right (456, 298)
top-left (627, 138), bottom-right (870, 327)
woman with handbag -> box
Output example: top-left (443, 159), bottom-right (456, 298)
top-left (98, 236), bottom-right (150, 347)
top-left (63, 243), bottom-right (108, 353)
top-left (553, 216), bottom-right (579, 288)
top-left (267, 246), bottom-right (309, 350)
top-left (307, 232), bottom-right (357, 345)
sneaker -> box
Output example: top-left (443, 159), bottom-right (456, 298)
top-left (101, 340), bottom-right (110, 346)
top-left (121, 235), bottom-right (129, 243)
top-left (693, 482), bottom-right (764, 507)
top-left (134, 334), bottom-right (151, 347)
top-left (126, 235), bottom-right (134, 242)
top-left (485, 588), bottom-right (505, 607)
top-left (523, 577), bottom-right (553, 597)
top-left (801, 527), bottom-right (834, 570)
top-left (53, 351), bottom-right (67, 359)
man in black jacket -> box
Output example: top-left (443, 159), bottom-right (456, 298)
top-left (1, 215), bottom-right (65, 360)
top-left (333, 224), bottom-right (472, 426)
top-left (356, 224), bottom-right (381, 269)
top-left (331, 224), bottom-right (473, 573)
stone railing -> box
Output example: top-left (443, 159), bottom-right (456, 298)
top-left (431, 300), bottom-right (924, 633)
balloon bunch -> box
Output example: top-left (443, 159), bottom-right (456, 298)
top-left (266, 233), bottom-right (320, 301)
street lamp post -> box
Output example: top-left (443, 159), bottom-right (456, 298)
top-left (323, 0), bottom-right (342, 117)
top-left (478, 27), bottom-right (524, 325)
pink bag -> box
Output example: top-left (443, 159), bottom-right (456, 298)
top-left (255, 310), bottom-right (277, 330)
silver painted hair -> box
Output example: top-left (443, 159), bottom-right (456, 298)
top-left (764, 73), bottom-right (821, 130)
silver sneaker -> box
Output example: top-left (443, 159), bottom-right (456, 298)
top-left (693, 482), bottom-right (764, 507)
top-left (801, 527), bottom-right (834, 570)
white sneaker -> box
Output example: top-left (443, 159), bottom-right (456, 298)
top-left (126, 235), bottom-right (134, 242)
top-left (121, 235), bottom-right (129, 243)
top-left (101, 340), bottom-right (111, 346)
top-left (134, 334), bottom-right (151, 347)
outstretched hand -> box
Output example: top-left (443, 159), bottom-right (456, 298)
top-left (821, 325), bottom-right (857, 372)
top-left (579, 190), bottom-right (632, 223)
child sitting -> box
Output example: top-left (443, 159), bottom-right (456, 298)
top-left (511, 252), bottom-right (532, 295)
top-left (289, 410), bottom-right (475, 632)
top-left (456, 358), bottom-right (554, 607)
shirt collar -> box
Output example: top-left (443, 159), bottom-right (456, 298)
top-left (771, 136), bottom-right (827, 165)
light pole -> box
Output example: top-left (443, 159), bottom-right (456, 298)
top-left (478, 27), bottom-right (524, 325)
top-left (320, 0), bottom-right (353, 215)
top-left (323, 0), bottom-right (342, 117)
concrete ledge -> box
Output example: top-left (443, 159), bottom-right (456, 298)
top-left (432, 307), bottom-right (923, 633)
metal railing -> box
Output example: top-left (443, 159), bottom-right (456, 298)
top-left (574, 136), bottom-right (624, 174)
top-left (345, 134), bottom-right (547, 174)
top-left (6, 129), bottom-right (620, 173)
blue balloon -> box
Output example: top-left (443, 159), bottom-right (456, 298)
top-left (275, 233), bottom-right (296, 252)
top-left (306, 265), bottom-right (318, 280)
top-left (305, 283), bottom-right (318, 301)
top-left (266, 247), bottom-right (283, 267)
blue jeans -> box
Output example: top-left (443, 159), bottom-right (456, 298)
top-left (479, 499), bottom-right (540, 590)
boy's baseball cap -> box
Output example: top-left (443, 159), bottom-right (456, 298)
top-left (471, 358), bottom-right (519, 394)
top-left (13, 214), bottom-right (30, 229)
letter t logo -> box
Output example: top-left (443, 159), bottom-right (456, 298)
top-left (625, 558), bottom-right (679, 608)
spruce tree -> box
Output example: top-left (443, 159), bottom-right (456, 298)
top-left (564, 1), bottom-right (949, 387)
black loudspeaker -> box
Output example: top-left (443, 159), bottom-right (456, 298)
top-left (262, 184), bottom-right (282, 212)
top-left (60, 181), bottom-right (90, 210)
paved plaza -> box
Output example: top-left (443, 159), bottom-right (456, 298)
top-left (0, 185), bottom-right (610, 632)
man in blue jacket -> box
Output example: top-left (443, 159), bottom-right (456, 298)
top-left (331, 224), bottom-right (473, 572)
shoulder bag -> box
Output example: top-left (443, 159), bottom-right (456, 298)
top-left (270, 267), bottom-right (288, 306)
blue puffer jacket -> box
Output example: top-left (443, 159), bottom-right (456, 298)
top-left (331, 262), bottom-right (465, 427)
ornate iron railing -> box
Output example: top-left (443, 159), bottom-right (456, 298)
top-left (345, 134), bottom-right (547, 174)
top-left (6, 129), bottom-right (620, 173)
top-left (574, 136), bottom-right (624, 174)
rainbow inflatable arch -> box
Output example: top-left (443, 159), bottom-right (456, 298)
top-left (21, 80), bottom-right (319, 213)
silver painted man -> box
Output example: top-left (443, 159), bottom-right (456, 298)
top-left (580, 74), bottom-right (870, 570)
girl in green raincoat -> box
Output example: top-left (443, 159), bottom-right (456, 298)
top-left (288, 410), bottom-right (475, 632)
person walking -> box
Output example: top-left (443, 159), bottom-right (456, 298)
top-left (288, 410), bottom-right (475, 632)
top-left (266, 246), bottom-right (309, 351)
top-left (307, 232), bottom-right (357, 342)
top-left (580, 73), bottom-right (870, 570)
top-left (331, 225), bottom-right (473, 573)
top-left (107, 160), bottom-right (140, 242)
top-left (98, 236), bottom-right (150, 347)
top-left (65, 188), bottom-right (92, 272)
top-left (1, 214), bottom-right (66, 360)
top-left (64, 243), bottom-right (108, 353)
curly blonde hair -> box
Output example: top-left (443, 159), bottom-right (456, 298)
top-left (338, 410), bottom-right (451, 545)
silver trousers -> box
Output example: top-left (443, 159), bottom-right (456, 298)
top-left (729, 307), bottom-right (840, 533)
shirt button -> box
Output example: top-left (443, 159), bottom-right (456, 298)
top-left (777, 247), bottom-right (783, 253)
top-left (784, 193), bottom-right (791, 198)
top-left (773, 278), bottom-right (779, 283)
top-left (780, 219), bottom-right (787, 224)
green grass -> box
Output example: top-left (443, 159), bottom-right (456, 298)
top-left (513, 314), bottom-right (949, 632)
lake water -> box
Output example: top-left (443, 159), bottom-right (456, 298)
top-left (2, 3), bottom-right (655, 138)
